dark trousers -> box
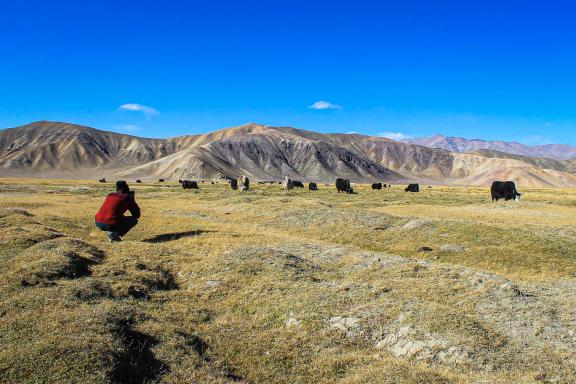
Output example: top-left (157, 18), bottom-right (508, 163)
top-left (95, 216), bottom-right (138, 237)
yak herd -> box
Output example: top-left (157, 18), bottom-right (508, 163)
top-left (98, 177), bottom-right (521, 200)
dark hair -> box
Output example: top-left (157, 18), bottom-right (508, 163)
top-left (116, 180), bottom-right (130, 193)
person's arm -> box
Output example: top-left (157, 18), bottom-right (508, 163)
top-left (128, 192), bottom-right (141, 219)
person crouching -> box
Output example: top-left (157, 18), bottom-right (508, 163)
top-left (95, 181), bottom-right (140, 242)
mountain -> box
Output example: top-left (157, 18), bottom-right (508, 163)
top-left (447, 152), bottom-right (576, 187)
top-left (1, 121), bottom-right (576, 187)
top-left (0, 121), bottom-right (182, 177)
top-left (470, 149), bottom-right (576, 174)
top-left (404, 134), bottom-right (576, 160)
top-left (0, 121), bottom-right (405, 183)
top-left (118, 125), bottom-right (406, 182)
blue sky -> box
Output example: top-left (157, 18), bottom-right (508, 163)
top-left (1, 1), bottom-right (575, 144)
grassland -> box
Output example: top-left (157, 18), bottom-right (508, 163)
top-left (1, 178), bottom-right (575, 383)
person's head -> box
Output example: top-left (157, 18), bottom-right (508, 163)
top-left (116, 180), bottom-right (130, 193)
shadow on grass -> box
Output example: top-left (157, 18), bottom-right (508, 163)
top-left (110, 328), bottom-right (168, 384)
top-left (142, 230), bottom-right (214, 243)
top-left (174, 330), bottom-right (246, 382)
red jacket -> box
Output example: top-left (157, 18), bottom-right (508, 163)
top-left (95, 191), bottom-right (140, 225)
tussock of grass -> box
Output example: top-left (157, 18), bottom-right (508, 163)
top-left (5, 238), bottom-right (104, 288)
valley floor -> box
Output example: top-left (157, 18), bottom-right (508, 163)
top-left (1, 179), bottom-right (575, 383)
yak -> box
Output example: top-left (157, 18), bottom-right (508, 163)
top-left (283, 176), bottom-right (293, 190)
top-left (182, 180), bottom-right (198, 189)
top-left (335, 178), bottom-right (354, 194)
top-left (238, 175), bottom-right (249, 192)
top-left (491, 181), bottom-right (521, 202)
top-left (405, 184), bottom-right (419, 192)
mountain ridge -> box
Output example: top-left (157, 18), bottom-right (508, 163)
top-left (1, 121), bottom-right (576, 186)
top-left (404, 134), bottom-right (576, 160)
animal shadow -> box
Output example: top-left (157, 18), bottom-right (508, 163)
top-left (142, 230), bottom-right (213, 243)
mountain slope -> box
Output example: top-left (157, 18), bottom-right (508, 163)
top-left (0, 121), bottom-right (181, 176)
top-left (404, 134), bottom-right (576, 160)
top-left (0, 122), bottom-right (405, 182)
top-left (205, 128), bottom-right (457, 179)
top-left (118, 128), bottom-right (406, 183)
top-left (320, 134), bottom-right (455, 178)
top-left (470, 149), bottom-right (576, 174)
top-left (2, 121), bottom-right (576, 186)
top-left (448, 153), bottom-right (576, 187)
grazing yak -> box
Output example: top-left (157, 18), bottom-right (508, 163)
top-left (238, 175), bottom-right (249, 192)
top-left (405, 183), bottom-right (419, 192)
top-left (372, 183), bottom-right (382, 190)
top-left (335, 178), bottom-right (354, 194)
top-left (491, 181), bottom-right (521, 202)
top-left (292, 180), bottom-right (304, 188)
top-left (99, 178), bottom-right (106, 183)
top-left (136, 179), bottom-right (142, 184)
top-left (158, 179), bottom-right (165, 183)
top-left (182, 180), bottom-right (198, 189)
top-left (308, 182), bottom-right (318, 191)
top-left (283, 176), bottom-right (293, 190)
top-left (230, 179), bottom-right (238, 190)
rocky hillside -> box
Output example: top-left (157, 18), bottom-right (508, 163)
top-left (2, 121), bottom-right (576, 186)
top-left (0, 121), bottom-right (180, 177)
top-left (118, 128), bottom-right (404, 182)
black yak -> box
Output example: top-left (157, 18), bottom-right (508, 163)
top-left (491, 181), bottom-right (521, 202)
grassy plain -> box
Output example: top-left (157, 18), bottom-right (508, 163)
top-left (0, 178), bottom-right (575, 383)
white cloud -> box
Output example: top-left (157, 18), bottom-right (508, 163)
top-left (378, 132), bottom-right (412, 141)
top-left (309, 100), bottom-right (341, 110)
top-left (117, 103), bottom-right (159, 117)
top-left (347, 131), bottom-right (358, 134)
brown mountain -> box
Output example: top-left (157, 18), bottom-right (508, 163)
top-left (0, 121), bottom-right (404, 183)
top-left (117, 124), bottom-right (405, 182)
top-left (0, 121), bottom-right (181, 177)
top-left (404, 134), bottom-right (576, 160)
top-left (1, 121), bottom-right (576, 186)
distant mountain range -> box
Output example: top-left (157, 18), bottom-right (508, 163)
top-left (404, 134), bottom-right (576, 160)
top-left (1, 121), bottom-right (576, 187)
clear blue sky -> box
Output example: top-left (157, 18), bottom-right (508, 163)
top-left (1, 0), bottom-right (575, 144)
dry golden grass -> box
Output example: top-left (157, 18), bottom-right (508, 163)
top-left (1, 178), bottom-right (575, 383)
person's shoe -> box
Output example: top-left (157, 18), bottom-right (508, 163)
top-left (108, 231), bottom-right (121, 243)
